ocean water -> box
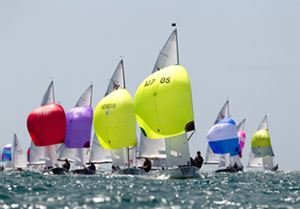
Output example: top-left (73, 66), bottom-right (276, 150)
top-left (0, 171), bottom-right (299, 209)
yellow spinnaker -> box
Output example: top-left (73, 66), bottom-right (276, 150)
top-left (134, 65), bottom-right (195, 139)
top-left (93, 89), bottom-right (137, 149)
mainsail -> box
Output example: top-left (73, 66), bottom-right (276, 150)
top-left (27, 81), bottom-right (66, 168)
top-left (88, 134), bottom-right (112, 164)
top-left (11, 134), bottom-right (27, 169)
top-left (152, 29), bottom-right (179, 72)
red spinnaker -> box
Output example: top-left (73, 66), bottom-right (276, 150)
top-left (27, 104), bottom-right (66, 146)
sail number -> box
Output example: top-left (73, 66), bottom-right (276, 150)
top-left (102, 103), bottom-right (116, 109)
top-left (144, 77), bottom-right (171, 87)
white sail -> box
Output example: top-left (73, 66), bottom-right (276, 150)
top-left (214, 100), bottom-right (230, 124)
top-left (204, 146), bottom-right (220, 164)
top-left (257, 115), bottom-right (268, 130)
top-left (105, 60), bottom-right (125, 96)
top-left (237, 118), bottom-right (246, 132)
top-left (11, 134), bottom-right (27, 169)
top-left (75, 84), bottom-right (93, 107)
top-left (247, 151), bottom-right (263, 167)
top-left (139, 133), bottom-right (166, 159)
top-left (41, 81), bottom-right (54, 106)
top-left (28, 142), bottom-right (45, 165)
top-left (205, 100), bottom-right (230, 164)
top-left (262, 156), bottom-right (275, 170)
top-left (165, 134), bottom-right (190, 166)
top-left (89, 134), bottom-right (112, 164)
top-left (44, 144), bottom-right (57, 168)
top-left (153, 29), bottom-right (179, 72)
top-left (219, 154), bottom-right (231, 167)
top-left (111, 148), bottom-right (128, 167)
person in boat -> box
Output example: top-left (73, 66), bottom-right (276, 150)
top-left (194, 151), bottom-right (204, 169)
top-left (62, 159), bottom-right (70, 171)
top-left (87, 163), bottom-right (96, 173)
top-left (140, 158), bottom-right (152, 173)
top-left (190, 157), bottom-right (194, 166)
top-left (112, 164), bottom-right (120, 172)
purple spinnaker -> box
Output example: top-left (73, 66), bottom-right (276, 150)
top-left (65, 106), bottom-right (93, 148)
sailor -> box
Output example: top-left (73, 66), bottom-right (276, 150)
top-left (190, 157), bottom-right (194, 166)
top-left (62, 159), bottom-right (71, 171)
top-left (87, 163), bottom-right (96, 173)
top-left (140, 158), bottom-right (152, 173)
top-left (194, 151), bottom-right (204, 169)
top-left (112, 164), bottom-right (120, 172)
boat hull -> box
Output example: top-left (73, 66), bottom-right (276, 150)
top-left (43, 167), bottom-right (69, 175)
top-left (113, 167), bottom-right (146, 175)
top-left (71, 168), bottom-right (95, 175)
top-left (155, 166), bottom-right (199, 179)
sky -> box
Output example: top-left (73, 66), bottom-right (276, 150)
top-left (0, 0), bottom-right (299, 170)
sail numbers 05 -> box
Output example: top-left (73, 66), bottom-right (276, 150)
top-left (144, 77), bottom-right (171, 87)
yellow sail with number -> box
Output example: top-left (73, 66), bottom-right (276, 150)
top-left (94, 88), bottom-right (137, 150)
top-left (134, 64), bottom-right (195, 139)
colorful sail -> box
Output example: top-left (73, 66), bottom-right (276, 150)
top-left (205, 100), bottom-right (230, 164)
top-left (207, 118), bottom-right (240, 156)
top-left (1, 144), bottom-right (12, 162)
top-left (152, 29), bottom-right (179, 72)
top-left (237, 119), bottom-right (246, 157)
top-left (12, 134), bottom-right (27, 168)
top-left (89, 134), bottom-right (112, 164)
top-left (134, 65), bottom-right (194, 139)
top-left (27, 104), bottom-right (66, 146)
top-left (65, 107), bottom-right (93, 148)
top-left (94, 88), bottom-right (137, 150)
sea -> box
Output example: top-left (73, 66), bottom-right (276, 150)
top-left (0, 170), bottom-right (299, 209)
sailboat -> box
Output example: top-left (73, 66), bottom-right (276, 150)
top-left (58, 85), bottom-right (94, 174)
top-left (1, 135), bottom-right (28, 171)
top-left (206, 101), bottom-right (243, 172)
top-left (94, 60), bottom-right (145, 175)
top-left (205, 100), bottom-right (231, 167)
top-left (247, 115), bottom-right (278, 171)
top-left (134, 26), bottom-right (198, 179)
top-left (1, 144), bottom-right (12, 170)
top-left (27, 81), bottom-right (67, 175)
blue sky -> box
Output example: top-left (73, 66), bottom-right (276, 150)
top-left (0, 0), bottom-right (299, 170)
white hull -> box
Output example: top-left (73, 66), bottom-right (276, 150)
top-left (154, 166), bottom-right (199, 179)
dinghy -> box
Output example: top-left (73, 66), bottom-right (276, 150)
top-left (27, 81), bottom-right (68, 175)
top-left (94, 60), bottom-right (145, 175)
top-left (247, 115), bottom-right (278, 171)
top-left (206, 101), bottom-right (243, 173)
top-left (59, 85), bottom-right (94, 175)
top-left (1, 135), bottom-right (27, 171)
top-left (1, 144), bottom-right (12, 170)
top-left (134, 26), bottom-right (198, 179)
